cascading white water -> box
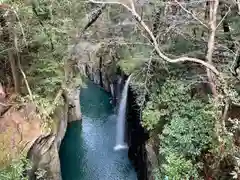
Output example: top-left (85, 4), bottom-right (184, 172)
top-left (114, 75), bottom-right (131, 151)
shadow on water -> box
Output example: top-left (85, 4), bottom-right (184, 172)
top-left (80, 81), bottom-right (113, 118)
top-left (59, 121), bottom-right (87, 179)
top-left (59, 81), bottom-right (137, 180)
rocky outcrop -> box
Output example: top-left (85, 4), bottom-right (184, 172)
top-left (0, 102), bottom-right (42, 168)
top-left (26, 89), bottom-right (81, 180)
top-left (0, 82), bottom-right (8, 118)
top-left (126, 86), bottom-right (161, 180)
top-left (27, 134), bottom-right (61, 180)
top-left (26, 105), bottom-right (65, 180)
top-left (72, 41), bottom-right (127, 106)
top-left (65, 89), bottom-right (82, 122)
top-left (145, 141), bottom-right (159, 180)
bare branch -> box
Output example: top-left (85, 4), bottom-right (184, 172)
top-left (174, 0), bottom-right (209, 29)
top-left (0, 102), bottom-right (8, 107)
top-left (140, 50), bottom-right (155, 110)
top-left (89, 0), bottom-right (132, 11)
top-left (237, 0), bottom-right (240, 15)
top-left (81, 4), bottom-right (107, 34)
top-left (89, 0), bottom-right (220, 76)
top-left (14, 32), bottom-right (33, 101)
top-left (216, 5), bottom-right (231, 29)
top-left (11, 8), bottom-right (27, 46)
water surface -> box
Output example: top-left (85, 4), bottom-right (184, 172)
top-left (60, 82), bottom-right (137, 180)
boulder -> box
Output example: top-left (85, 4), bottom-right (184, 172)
top-left (27, 134), bottom-right (62, 180)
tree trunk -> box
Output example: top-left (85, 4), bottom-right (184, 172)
top-left (0, 82), bottom-right (6, 100)
top-left (0, 82), bottom-right (7, 115)
top-left (1, 9), bottom-right (20, 94)
top-left (8, 50), bottom-right (20, 93)
top-left (237, 0), bottom-right (240, 15)
top-left (206, 0), bottom-right (219, 97)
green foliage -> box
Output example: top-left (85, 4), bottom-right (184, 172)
top-left (159, 99), bottom-right (215, 157)
top-left (1, 0), bottom-right (239, 178)
top-left (142, 100), bottom-right (162, 131)
top-left (142, 79), bottom-right (217, 178)
top-left (0, 157), bottom-right (47, 180)
top-left (10, 0), bottom-right (85, 120)
top-left (117, 56), bottom-right (143, 75)
top-left (0, 158), bottom-right (30, 180)
top-left (162, 152), bottom-right (200, 180)
top-left (167, 36), bottom-right (201, 56)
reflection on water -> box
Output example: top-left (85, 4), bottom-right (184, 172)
top-left (59, 81), bottom-right (137, 180)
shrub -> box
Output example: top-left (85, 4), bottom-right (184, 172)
top-left (0, 157), bottom-right (30, 180)
top-left (162, 152), bottom-right (200, 180)
top-left (142, 79), bottom-right (217, 178)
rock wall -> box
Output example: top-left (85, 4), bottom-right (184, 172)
top-left (145, 140), bottom-right (159, 180)
top-left (27, 89), bottom-right (82, 180)
top-left (126, 86), bottom-right (149, 180)
top-left (26, 105), bottom-right (66, 180)
top-left (0, 103), bottom-right (42, 168)
top-left (81, 61), bottom-right (125, 107)
top-left (73, 41), bottom-right (126, 106)
top-left (27, 133), bottom-right (61, 180)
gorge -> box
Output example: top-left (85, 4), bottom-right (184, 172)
top-left (59, 80), bottom-right (138, 180)
top-left (1, 1), bottom-right (240, 179)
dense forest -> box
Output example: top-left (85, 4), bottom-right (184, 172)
top-left (0, 0), bottom-right (240, 179)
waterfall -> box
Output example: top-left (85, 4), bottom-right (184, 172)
top-left (114, 75), bottom-right (131, 151)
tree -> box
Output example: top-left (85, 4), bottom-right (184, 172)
top-left (87, 0), bottom-right (240, 179)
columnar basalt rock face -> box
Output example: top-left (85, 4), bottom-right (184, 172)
top-left (125, 85), bottom-right (159, 180)
top-left (145, 141), bottom-right (158, 180)
top-left (126, 87), bottom-right (149, 180)
top-left (81, 61), bottom-right (125, 106)
top-left (73, 41), bottom-right (127, 105)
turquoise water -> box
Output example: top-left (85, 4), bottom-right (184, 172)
top-left (59, 82), bottom-right (137, 180)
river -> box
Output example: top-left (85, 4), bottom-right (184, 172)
top-left (59, 81), bottom-right (137, 180)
